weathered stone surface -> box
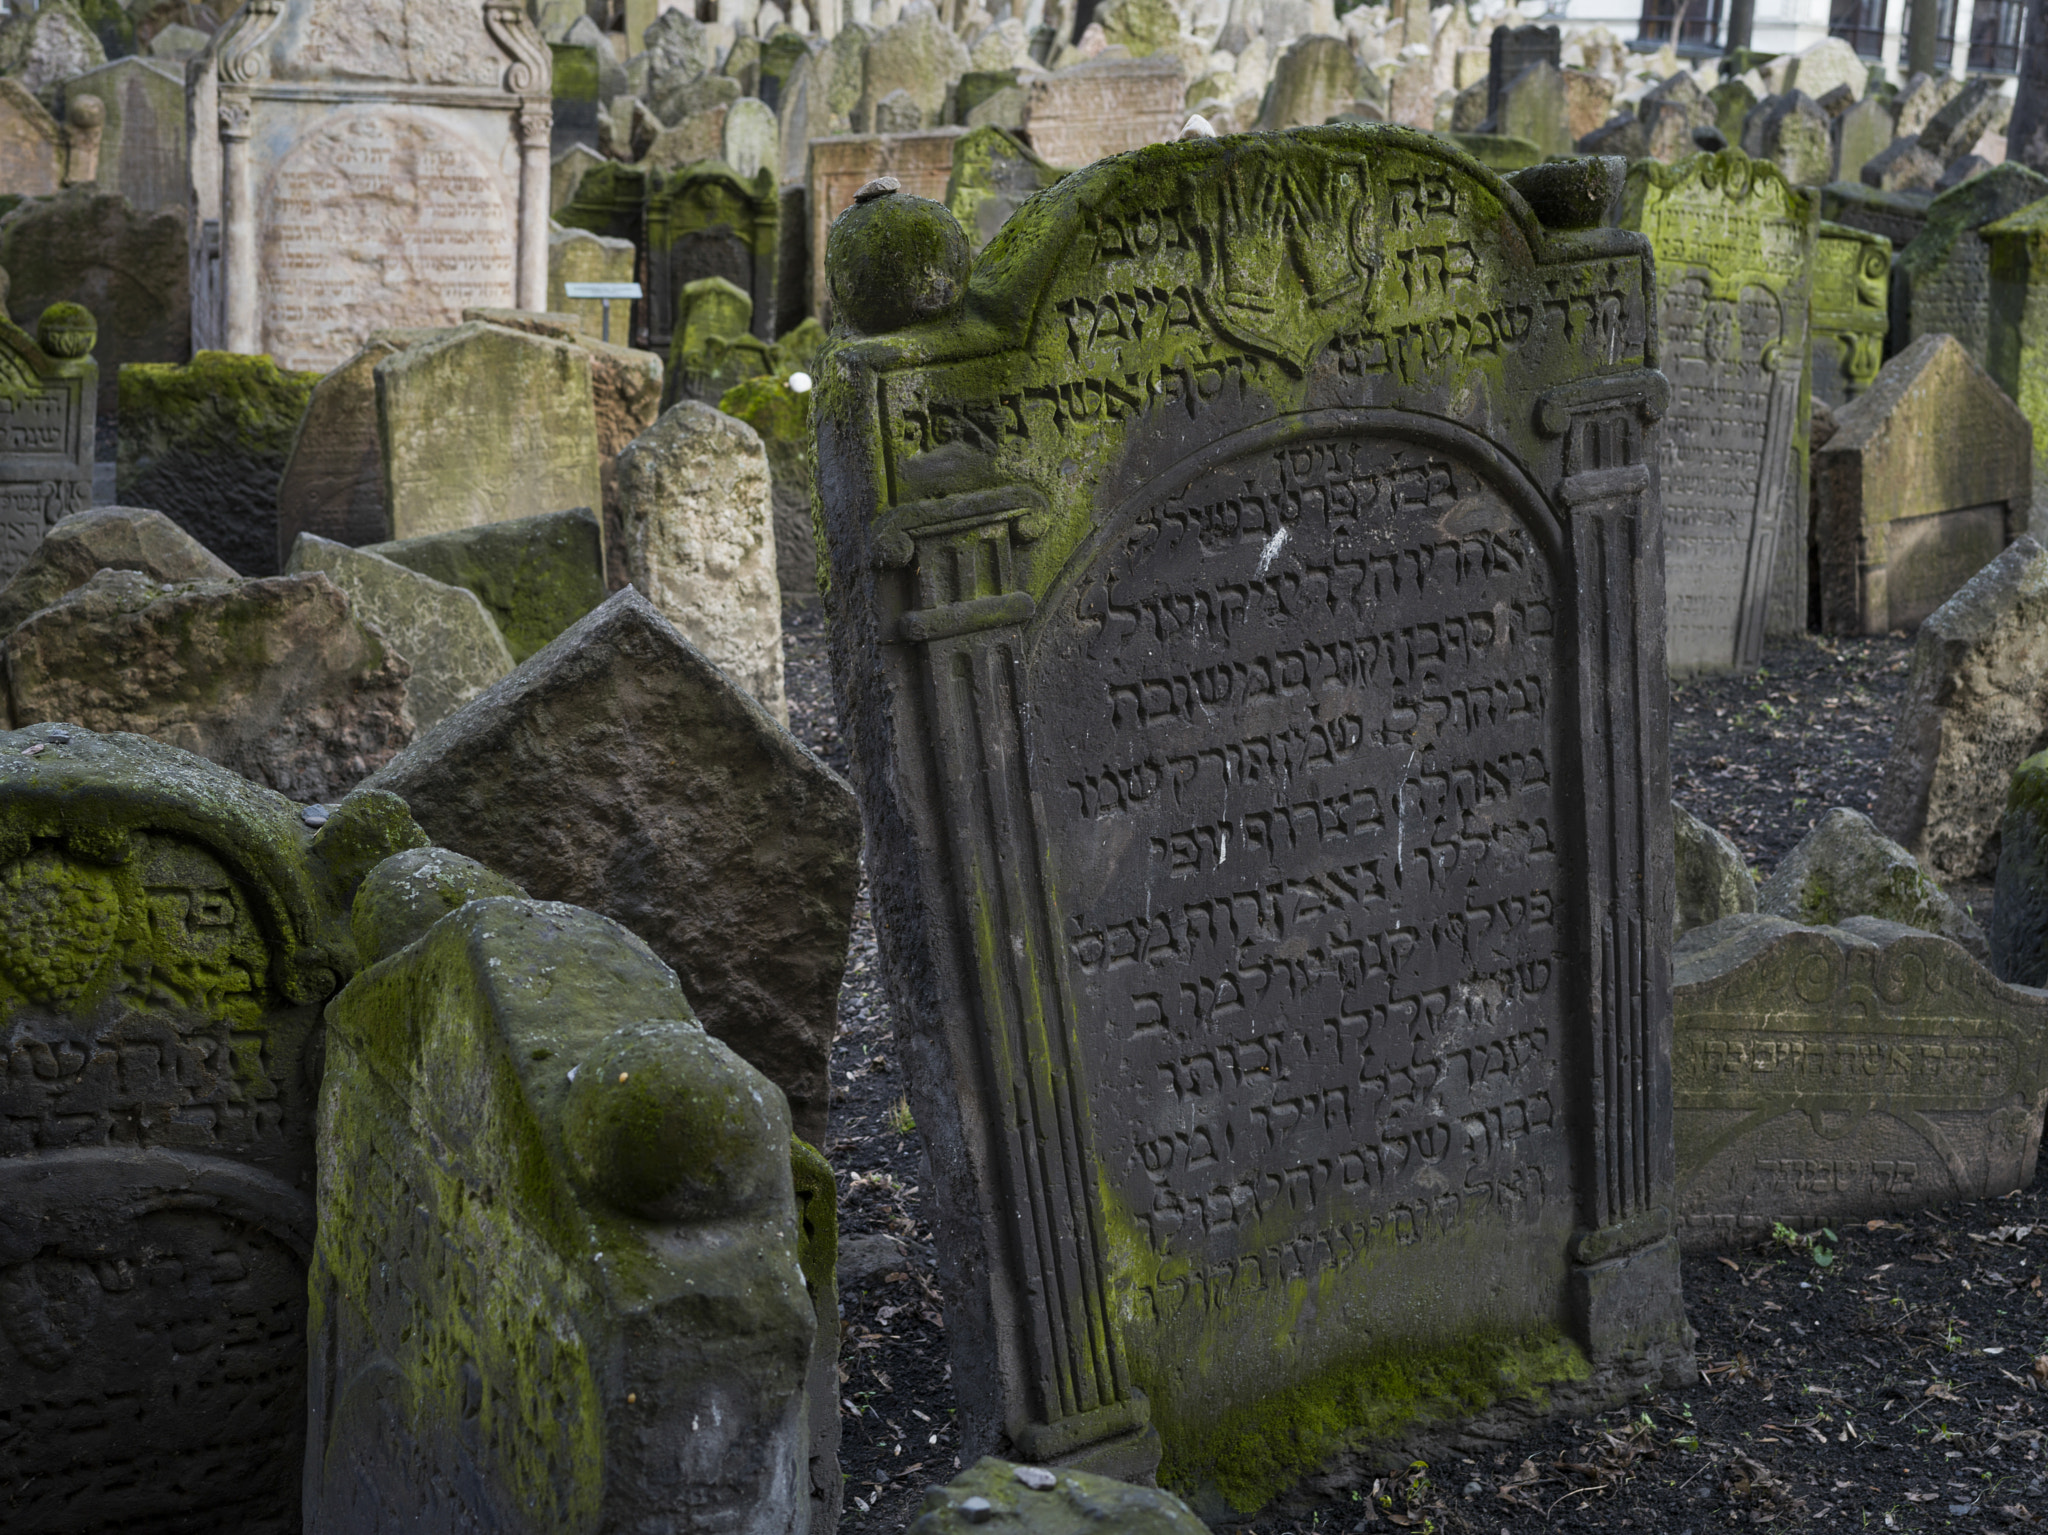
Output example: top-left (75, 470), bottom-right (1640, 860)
top-left (1673, 913), bottom-right (2048, 1250)
top-left (645, 160), bottom-right (779, 353)
top-left (8, 568), bottom-right (414, 800)
top-left (1675, 800), bottom-right (1757, 937)
top-left (1877, 534), bottom-right (2048, 880)
top-left (817, 135), bottom-right (1690, 1504)
top-left (1808, 219), bottom-right (1889, 408)
top-left (945, 123), bottom-right (1062, 253)
top-left (720, 373), bottom-right (816, 604)
top-left (0, 76), bottom-right (61, 196)
top-left (1821, 179), bottom-right (1930, 250)
top-left (1985, 195), bottom-right (2048, 525)
top-left (630, 7), bottom-right (718, 123)
top-left (614, 400), bottom-right (786, 719)
top-left (1815, 333), bottom-right (2030, 635)
top-left (307, 896), bottom-right (814, 1535)
top-left (59, 58), bottom-right (185, 215)
top-left (365, 506), bottom-right (607, 666)
top-left (275, 335), bottom-right (408, 562)
top-left (1487, 22), bottom-right (1557, 121)
top-left (908, 1458), bottom-right (1211, 1535)
top-left (347, 844), bottom-right (526, 964)
top-left (1494, 58), bottom-right (1569, 157)
top-left (0, 188), bottom-right (188, 416)
top-left (1254, 34), bottom-right (1362, 132)
top-left (1638, 71), bottom-right (1715, 164)
top-left (1759, 806), bottom-right (1988, 956)
top-left (723, 94), bottom-right (780, 182)
top-left (377, 321), bottom-right (603, 543)
top-left (117, 351), bottom-right (317, 578)
top-left (285, 534), bottom-right (515, 732)
top-left (1624, 150), bottom-right (1817, 672)
top-left (664, 273), bottom-right (774, 408)
top-left (1862, 134), bottom-right (1944, 193)
top-left (1019, 53), bottom-right (1185, 165)
top-left (1834, 94), bottom-right (1896, 187)
top-left (0, 0), bottom-right (105, 105)
top-left (1754, 90), bottom-right (1834, 186)
top-left (1922, 76), bottom-right (2012, 166)
top-left (0, 303), bottom-right (95, 582)
top-left (362, 587), bottom-right (860, 1148)
top-left (856, 6), bottom-right (970, 132)
top-left (548, 223), bottom-right (637, 341)
top-left (0, 504), bottom-right (232, 635)
top-left (1897, 161), bottom-right (2048, 364)
top-left (0, 728), bottom-right (421, 1535)
top-left (1993, 750), bottom-right (2048, 986)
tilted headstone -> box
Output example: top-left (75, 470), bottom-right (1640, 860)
top-left (946, 123), bottom-right (1063, 253)
top-left (188, 0), bottom-right (554, 371)
top-left (1876, 534), bottom-right (2048, 880)
top-left (59, 58), bottom-right (184, 214)
top-left (0, 505), bottom-right (233, 635)
top-left (305, 891), bottom-right (816, 1535)
top-left (117, 351), bottom-right (318, 577)
top-left (1993, 749), bottom-right (2048, 986)
top-left (1861, 134), bottom-right (1944, 194)
top-left (720, 373), bottom-right (818, 604)
top-left (1672, 914), bottom-right (2048, 1251)
top-left (1808, 219), bottom-right (1889, 407)
top-left (1757, 805), bottom-right (1987, 956)
top-left (363, 587), bottom-right (862, 1149)
top-left (1833, 95), bottom-right (1896, 187)
top-left (1814, 333), bottom-right (2030, 635)
top-left (806, 127), bottom-right (966, 320)
top-left (1674, 801), bottom-right (1756, 937)
top-left (1623, 150), bottom-right (1817, 673)
top-left (365, 505), bottom-right (607, 664)
top-left (0, 76), bottom-right (61, 196)
top-left (1019, 54), bottom-right (1185, 166)
top-left (815, 139), bottom-right (1693, 1499)
top-left (0, 732), bottom-right (422, 1535)
top-left (377, 320), bottom-right (603, 541)
top-left (856, 5), bottom-right (970, 131)
top-left (1985, 193), bottom-right (2048, 522)
top-left (1495, 60), bottom-right (1570, 158)
top-left (645, 160), bottom-right (780, 354)
top-left (1487, 22), bottom-right (1558, 122)
top-left (1896, 162), bottom-right (2048, 365)
top-left (0, 303), bottom-right (94, 584)
top-left (1923, 76), bottom-right (2013, 168)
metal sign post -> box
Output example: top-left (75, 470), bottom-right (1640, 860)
top-left (561, 280), bottom-right (645, 345)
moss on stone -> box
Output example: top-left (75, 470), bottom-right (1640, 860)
top-left (789, 1136), bottom-right (838, 1297)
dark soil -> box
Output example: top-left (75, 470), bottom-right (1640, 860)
top-left (785, 610), bottom-right (2035, 1534)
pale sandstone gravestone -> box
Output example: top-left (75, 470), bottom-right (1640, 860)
top-left (1624, 150), bottom-right (1817, 674)
top-left (0, 734), bottom-right (423, 1533)
top-left (547, 222), bottom-right (637, 338)
top-left (0, 77), bottom-right (63, 196)
top-left (816, 140), bottom-right (1693, 1508)
top-left (305, 892), bottom-right (816, 1535)
top-left (1672, 914), bottom-right (2048, 1250)
top-left (1896, 162), bottom-right (2048, 367)
top-left (0, 302), bottom-right (94, 583)
top-left (187, 0), bottom-right (555, 372)
top-left (1019, 53), bottom-right (1185, 166)
top-left (1808, 219), bottom-right (1889, 408)
top-left (807, 126), bottom-right (966, 320)
top-left (1815, 332), bottom-right (2031, 635)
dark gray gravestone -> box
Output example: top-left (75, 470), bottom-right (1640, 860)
top-left (1488, 23), bottom-right (1560, 122)
top-left (815, 132), bottom-right (1692, 1510)
top-left (643, 160), bottom-right (780, 357)
top-left (0, 728), bottom-right (420, 1535)
top-left (1623, 150), bottom-right (1817, 674)
top-left (0, 304), bottom-right (95, 583)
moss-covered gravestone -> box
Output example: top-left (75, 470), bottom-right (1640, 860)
top-left (644, 160), bottom-right (780, 358)
top-left (1623, 150), bottom-right (1817, 674)
top-left (1985, 193), bottom-right (2048, 525)
top-left (1809, 219), bottom-right (1889, 408)
top-left (815, 132), bottom-right (1692, 1509)
top-left (0, 301), bottom-right (95, 582)
top-left (945, 124), bottom-right (1064, 255)
top-left (1673, 914), bottom-right (2048, 1250)
top-left (365, 506), bottom-right (608, 665)
top-left (1897, 162), bottom-right (2048, 365)
top-left (305, 892), bottom-right (816, 1534)
top-left (0, 731), bottom-right (423, 1533)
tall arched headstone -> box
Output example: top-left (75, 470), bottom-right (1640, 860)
top-left (815, 131), bottom-right (1692, 1510)
top-left (0, 304), bottom-right (97, 582)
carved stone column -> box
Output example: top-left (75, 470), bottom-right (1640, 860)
top-left (517, 101), bottom-right (553, 312)
top-left (219, 98), bottom-right (258, 355)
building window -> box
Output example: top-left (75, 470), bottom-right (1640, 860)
top-left (1637, 0), bottom-right (1724, 50)
top-left (1970, 0), bottom-right (2026, 72)
top-left (1830, 0), bottom-right (1889, 57)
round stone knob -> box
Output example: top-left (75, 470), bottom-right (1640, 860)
top-left (36, 302), bottom-right (95, 359)
top-left (827, 192), bottom-right (970, 337)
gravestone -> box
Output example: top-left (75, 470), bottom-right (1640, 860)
top-left (0, 731), bottom-right (422, 1535)
top-left (365, 505), bottom-right (607, 664)
top-left (1815, 333), bottom-right (2031, 634)
top-left (1809, 220), bottom-right (1889, 407)
top-left (0, 77), bottom-right (61, 196)
top-left (1020, 54), bottom-right (1185, 166)
top-left (1638, 72), bottom-right (1716, 165)
top-left (188, 0), bottom-right (554, 371)
top-left (59, 57), bottom-right (184, 214)
top-left (645, 160), bottom-right (780, 354)
top-left (0, 505), bottom-right (234, 636)
top-left (549, 35), bottom-right (603, 153)
top-left (1755, 91), bottom-right (1834, 186)
top-left (1623, 150), bottom-right (1817, 674)
top-left (1495, 60), bottom-right (1570, 158)
top-left (1674, 801), bottom-right (1756, 937)
top-left (815, 138), bottom-right (1693, 1505)
top-left (363, 587), bottom-right (862, 1149)
top-left (117, 351), bottom-right (318, 577)
top-left (946, 123), bottom-right (1063, 253)
top-left (724, 94), bottom-right (780, 181)
top-left (550, 140), bottom-right (605, 214)
top-left (0, 303), bottom-right (94, 583)
top-left (0, 1), bottom-right (105, 102)
top-left (1834, 95), bottom-right (1896, 187)
top-left (1897, 162), bottom-right (2048, 365)
top-left (306, 894), bottom-right (815, 1535)
top-left (1986, 194), bottom-right (2048, 521)
top-left (1672, 914), bottom-right (2048, 1251)
top-left (1861, 135), bottom-right (1943, 194)
top-left (377, 320), bottom-right (603, 541)
top-left (1757, 805), bottom-right (1987, 955)
top-left (806, 126), bottom-right (965, 320)
top-left (665, 275), bottom-right (773, 406)
top-left (1254, 35), bottom-right (1363, 133)
top-left (1820, 180), bottom-right (1929, 255)
top-left (1487, 23), bottom-right (1558, 122)
top-left (856, 5), bottom-right (970, 131)
top-left (275, 335), bottom-right (410, 560)
top-left (548, 224), bottom-right (637, 338)
top-left (1992, 750), bottom-right (2048, 985)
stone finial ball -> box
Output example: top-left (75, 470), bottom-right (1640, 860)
top-left (66, 94), bottom-right (104, 130)
top-left (562, 1019), bottom-right (787, 1222)
top-left (827, 190), bottom-right (970, 337)
top-left (36, 302), bottom-right (95, 359)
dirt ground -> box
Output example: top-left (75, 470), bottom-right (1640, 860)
top-left (785, 611), bottom-right (2042, 1534)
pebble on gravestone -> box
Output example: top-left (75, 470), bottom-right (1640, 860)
top-left (306, 895), bottom-right (815, 1535)
top-left (1814, 332), bottom-right (2030, 635)
top-left (1877, 534), bottom-right (2048, 880)
top-left (1623, 149), bottom-right (1817, 673)
top-left (117, 351), bottom-right (318, 578)
top-left (806, 127), bottom-right (966, 321)
top-left (0, 301), bottom-right (94, 582)
top-left (1675, 801), bottom-right (1758, 937)
top-left (8, 568), bottom-right (414, 800)
top-left (376, 321), bottom-right (604, 544)
top-left (613, 400), bottom-right (787, 721)
top-left (365, 506), bottom-right (607, 665)
top-left (1861, 135), bottom-right (1945, 193)
top-left (1992, 749), bottom-right (2048, 985)
top-left (1254, 34), bottom-right (1361, 132)
top-left (0, 505), bottom-right (232, 636)
top-left (1758, 805), bottom-right (1988, 956)
top-left (1020, 53), bottom-right (1186, 165)
top-left (1808, 219), bottom-right (1890, 408)
top-left (1984, 194), bottom-right (2048, 522)
top-left (817, 141), bottom-right (1692, 1501)
top-left (285, 534), bottom-right (515, 732)
top-left (645, 160), bottom-right (779, 355)
top-left (362, 587), bottom-right (861, 1149)
top-left (1672, 914), bottom-right (2048, 1251)
top-left (907, 1458), bottom-right (1210, 1535)
top-left (0, 732), bottom-right (422, 1535)
top-left (719, 373), bottom-right (817, 603)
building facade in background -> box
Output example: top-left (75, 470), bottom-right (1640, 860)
top-left (1550, 0), bottom-right (2026, 77)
